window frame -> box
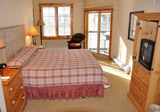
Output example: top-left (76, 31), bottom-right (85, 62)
top-left (39, 3), bottom-right (73, 40)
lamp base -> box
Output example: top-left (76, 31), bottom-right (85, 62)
top-left (32, 36), bottom-right (37, 46)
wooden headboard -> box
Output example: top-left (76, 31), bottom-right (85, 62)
top-left (0, 25), bottom-right (25, 63)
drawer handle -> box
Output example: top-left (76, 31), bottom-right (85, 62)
top-left (9, 88), bottom-right (14, 92)
top-left (21, 86), bottom-right (24, 89)
top-left (139, 88), bottom-right (143, 91)
top-left (19, 75), bottom-right (22, 78)
top-left (12, 100), bottom-right (15, 105)
top-left (22, 96), bottom-right (25, 100)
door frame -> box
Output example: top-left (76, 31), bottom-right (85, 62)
top-left (84, 8), bottom-right (113, 58)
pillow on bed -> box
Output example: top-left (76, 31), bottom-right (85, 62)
top-left (7, 46), bottom-right (39, 67)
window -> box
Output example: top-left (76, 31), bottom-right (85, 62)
top-left (39, 3), bottom-right (73, 39)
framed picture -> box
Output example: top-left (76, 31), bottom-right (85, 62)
top-left (128, 11), bottom-right (144, 41)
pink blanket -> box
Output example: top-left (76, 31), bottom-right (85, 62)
top-left (22, 49), bottom-right (110, 88)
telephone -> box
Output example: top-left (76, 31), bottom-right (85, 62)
top-left (0, 63), bottom-right (7, 69)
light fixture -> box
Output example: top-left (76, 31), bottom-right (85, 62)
top-left (28, 27), bottom-right (39, 45)
top-left (0, 38), bottom-right (5, 75)
top-left (36, 19), bottom-right (45, 45)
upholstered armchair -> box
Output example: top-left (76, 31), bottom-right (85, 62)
top-left (67, 33), bottom-right (85, 49)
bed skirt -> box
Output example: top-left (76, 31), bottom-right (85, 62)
top-left (25, 84), bottom-right (104, 100)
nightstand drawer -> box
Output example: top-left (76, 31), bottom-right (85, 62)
top-left (14, 93), bottom-right (26, 112)
top-left (10, 80), bottom-right (24, 103)
top-left (130, 87), bottom-right (145, 108)
top-left (10, 81), bottom-right (24, 110)
top-left (7, 71), bottom-right (22, 97)
top-left (131, 75), bottom-right (148, 98)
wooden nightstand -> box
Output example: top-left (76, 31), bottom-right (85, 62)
top-left (1, 67), bottom-right (26, 112)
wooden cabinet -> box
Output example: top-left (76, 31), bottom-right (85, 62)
top-left (2, 67), bottom-right (26, 112)
top-left (128, 13), bottom-right (160, 112)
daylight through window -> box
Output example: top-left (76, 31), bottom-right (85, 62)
top-left (39, 3), bottom-right (73, 39)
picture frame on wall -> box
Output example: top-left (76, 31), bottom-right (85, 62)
top-left (128, 11), bottom-right (144, 41)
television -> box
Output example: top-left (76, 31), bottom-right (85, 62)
top-left (139, 39), bottom-right (155, 71)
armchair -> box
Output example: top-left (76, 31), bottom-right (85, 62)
top-left (68, 33), bottom-right (85, 49)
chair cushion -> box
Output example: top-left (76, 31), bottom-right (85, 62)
top-left (69, 43), bottom-right (81, 47)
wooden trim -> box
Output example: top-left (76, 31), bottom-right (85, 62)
top-left (70, 4), bottom-right (73, 36)
top-left (84, 11), bottom-right (88, 49)
top-left (39, 3), bottom-right (73, 40)
top-left (109, 8), bottom-right (113, 58)
top-left (84, 4), bottom-right (112, 9)
top-left (97, 13), bottom-right (100, 54)
top-left (39, 3), bottom-right (73, 7)
top-left (85, 8), bottom-right (113, 12)
top-left (55, 7), bottom-right (58, 36)
top-left (39, 4), bottom-right (43, 36)
top-left (42, 36), bottom-right (71, 40)
top-left (135, 13), bottom-right (160, 21)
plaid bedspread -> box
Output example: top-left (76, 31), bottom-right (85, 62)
top-left (22, 49), bottom-right (110, 87)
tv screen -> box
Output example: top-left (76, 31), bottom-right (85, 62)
top-left (139, 39), bottom-right (155, 70)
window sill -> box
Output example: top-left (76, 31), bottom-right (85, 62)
top-left (42, 36), bottom-right (71, 40)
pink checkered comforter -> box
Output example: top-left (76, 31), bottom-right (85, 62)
top-left (22, 49), bottom-right (110, 87)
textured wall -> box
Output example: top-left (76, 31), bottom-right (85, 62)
top-left (33, 0), bottom-right (84, 47)
top-left (0, 0), bottom-right (33, 34)
top-left (0, 0), bottom-right (33, 111)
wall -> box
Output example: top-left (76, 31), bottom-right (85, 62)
top-left (33, 0), bottom-right (84, 47)
top-left (114, 0), bottom-right (160, 69)
top-left (0, 0), bottom-right (33, 34)
top-left (0, 0), bottom-right (33, 111)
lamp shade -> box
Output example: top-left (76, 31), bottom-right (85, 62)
top-left (28, 27), bottom-right (39, 36)
top-left (0, 38), bottom-right (5, 49)
top-left (36, 19), bottom-right (45, 26)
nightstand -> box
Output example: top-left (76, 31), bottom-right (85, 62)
top-left (38, 45), bottom-right (44, 49)
top-left (1, 67), bottom-right (26, 112)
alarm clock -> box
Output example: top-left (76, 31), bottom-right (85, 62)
top-left (0, 63), bottom-right (7, 69)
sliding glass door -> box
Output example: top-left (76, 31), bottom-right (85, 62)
top-left (88, 13), bottom-right (98, 53)
top-left (85, 9), bottom-right (113, 57)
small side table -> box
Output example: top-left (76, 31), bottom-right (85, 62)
top-left (2, 67), bottom-right (27, 112)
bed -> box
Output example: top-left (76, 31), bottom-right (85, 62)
top-left (8, 46), bottom-right (110, 100)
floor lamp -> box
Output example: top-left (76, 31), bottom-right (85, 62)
top-left (36, 19), bottom-right (45, 45)
top-left (28, 27), bottom-right (39, 46)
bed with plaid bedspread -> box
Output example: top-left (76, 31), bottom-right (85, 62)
top-left (8, 47), bottom-right (110, 99)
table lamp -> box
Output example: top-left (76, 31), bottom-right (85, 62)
top-left (0, 38), bottom-right (5, 75)
top-left (28, 27), bottom-right (39, 45)
top-left (36, 19), bottom-right (45, 45)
